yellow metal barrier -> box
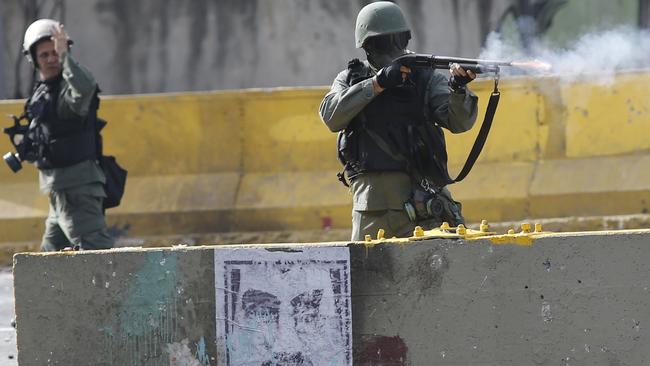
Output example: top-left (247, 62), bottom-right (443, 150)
top-left (0, 71), bottom-right (649, 245)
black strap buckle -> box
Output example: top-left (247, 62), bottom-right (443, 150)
top-left (337, 171), bottom-right (350, 188)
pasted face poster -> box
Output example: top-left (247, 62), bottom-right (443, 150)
top-left (215, 246), bottom-right (352, 366)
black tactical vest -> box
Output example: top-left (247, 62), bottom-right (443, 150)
top-left (25, 76), bottom-right (99, 170)
top-left (338, 60), bottom-right (452, 187)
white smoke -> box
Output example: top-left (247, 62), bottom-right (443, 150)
top-left (479, 26), bottom-right (650, 83)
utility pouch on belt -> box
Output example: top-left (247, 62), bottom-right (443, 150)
top-left (404, 188), bottom-right (463, 227)
top-left (95, 117), bottom-right (127, 210)
top-left (100, 155), bottom-right (127, 209)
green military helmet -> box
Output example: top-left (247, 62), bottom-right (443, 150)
top-left (355, 1), bottom-right (411, 48)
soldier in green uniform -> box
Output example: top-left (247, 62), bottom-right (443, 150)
top-left (21, 19), bottom-right (113, 251)
top-left (319, 2), bottom-right (479, 241)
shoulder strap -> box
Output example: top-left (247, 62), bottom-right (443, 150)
top-left (362, 77), bottom-right (501, 186)
top-left (450, 81), bottom-right (500, 183)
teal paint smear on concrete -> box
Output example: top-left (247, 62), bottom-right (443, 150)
top-left (100, 251), bottom-right (181, 364)
top-left (119, 251), bottom-right (178, 335)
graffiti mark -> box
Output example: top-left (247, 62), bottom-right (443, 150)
top-left (541, 301), bottom-right (553, 322)
top-left (408, 250), bottom-right (449, 294)
top-left (479, 275), bottom-right (488, 289)
top-left (355, 335), bottom-right (408, 366)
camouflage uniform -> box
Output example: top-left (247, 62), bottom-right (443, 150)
top-left (320, 66), bottom-right (477, 240)
top-left (37, 52), bottom-right (113, 251)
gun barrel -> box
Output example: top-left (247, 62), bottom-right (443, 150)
top-left (457, 63), bottom-right (501, 74)
top-left (429, 55), bottom-right (513, 68)
top-left (399, 54), bottom-right (512, 72)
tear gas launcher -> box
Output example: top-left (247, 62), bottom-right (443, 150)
top-left (395, 53), bottom-right (552, 75)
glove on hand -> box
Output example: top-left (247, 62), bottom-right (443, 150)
top-left (376, 60), bottom-right (406, 89)
top-left (448, 74), bottom-right (474, 91)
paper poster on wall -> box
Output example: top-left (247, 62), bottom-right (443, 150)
top-left (215, 246), bottom-right (352, 366)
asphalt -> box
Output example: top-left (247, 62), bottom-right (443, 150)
top-left (0, 269), bottom-right (16, 365)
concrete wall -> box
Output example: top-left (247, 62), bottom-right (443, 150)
top-left (2, 0), bottom-right (644, 99)
top-left (1, 0), bottom-right (521, 98)
top-left (13, 230), bottom-right (650, 365)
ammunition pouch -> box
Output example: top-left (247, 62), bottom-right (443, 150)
top-left (336, 127), bottom-right (364, 186)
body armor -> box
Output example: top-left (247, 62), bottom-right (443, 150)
top-left (25, 76), bottom-right (98, 170)
top-left (337, 60), bottom-right (452, 187)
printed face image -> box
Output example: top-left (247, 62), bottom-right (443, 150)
top-left (215, 247), bottom-right (352, 366)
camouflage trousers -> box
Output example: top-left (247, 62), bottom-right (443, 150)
top-left (351, 190), bottom-right (464, 241)
top-left (41, 185), bottom-right (114, 251)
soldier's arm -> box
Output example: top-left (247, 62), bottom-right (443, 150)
top-left (319, 70), bottom-right (378, 132)
top-left (59, 52), bottom-right (98, 118)
top-left (426, 72), bottom-right (478, 134)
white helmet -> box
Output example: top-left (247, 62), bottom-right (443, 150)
top-left (22, 19), bottom-right (72, 63)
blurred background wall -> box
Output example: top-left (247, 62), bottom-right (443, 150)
top-left (1, 0), bottom-right (648, 98)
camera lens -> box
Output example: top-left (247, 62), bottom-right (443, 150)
top-left (3, 152), bottom-right (22, 173)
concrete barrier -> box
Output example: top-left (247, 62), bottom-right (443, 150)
top-left (13, 230), bottom-right (650, 365)
top-left (1, 71), bottom-right (650, 247)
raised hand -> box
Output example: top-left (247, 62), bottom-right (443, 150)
top-left (51, 23), bottom-right (69, 58)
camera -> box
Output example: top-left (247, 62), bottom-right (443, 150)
top-left (3, 152), bottom-right (23, 172)
top-left (3, 114), bottom-right (35, 173)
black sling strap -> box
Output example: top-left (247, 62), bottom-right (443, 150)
top-left (450, 79), bottom-right (500, 183)
top-left (364, 76), bottom-right (501, 185)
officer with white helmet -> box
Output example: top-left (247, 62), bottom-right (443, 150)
top-left (319, 2), bottom-right (479, 240)
top-left (19, 19), bottom-right (113, 251)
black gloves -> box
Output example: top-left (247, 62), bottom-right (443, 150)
top-left (376, 60), bottom-right (406, 89)
top-left (448, 74), bottom-right (474, 92)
